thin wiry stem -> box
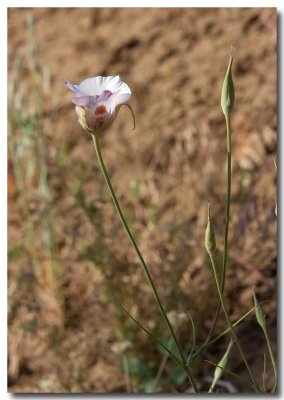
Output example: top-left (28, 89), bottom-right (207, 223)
top-left (208, 115), bottom-right (232, 331)
top-left (92, 134), bottom-right (198, 393)
top-left (209, 252), bottom-right (260, 392)
top-left (187, 114), bottom-right (232, 364)
top-left (263, 329), bottom-right (277, 392)
top-left (222, 114), bottom-right (232, 292)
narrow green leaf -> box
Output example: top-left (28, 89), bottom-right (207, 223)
top-left (121, 305), bottom-right (199, 392)
top-left (184, 310), bottom-right (196, 360)
top-left (157, 338), bottom-right (180, 360)
top-left (120, 305), bottom-right (183, 368)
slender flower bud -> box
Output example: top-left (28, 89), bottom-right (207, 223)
top-left (205, 202), bottom-right (216, 255)
top-left (253, 290), bottom-right (266, 330)
top-left (210, 340), bottom-right (234, 392)
top-left (221, 47), bottom-right (236, 117)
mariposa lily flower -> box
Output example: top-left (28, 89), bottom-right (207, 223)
top-left (64, 75), bottom-right (134, 134)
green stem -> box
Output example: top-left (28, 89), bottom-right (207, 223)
top-left (209, 253), bottom-right (260, 392)
top-left (263, 329), bottom-right (277, 392)
top-left (92, 134), bottom-right (198, 392)
top-left (222, 114), bottom-right (232, 293)
top-left (187, 115), bottom-right (232, 364)
top-left (209, 115), bottom-right (232, 325)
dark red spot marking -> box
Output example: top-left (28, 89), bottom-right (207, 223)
top-left (95, 118), bottom-right (105, 130)
top-left (96, 105), bottom-right (106, 115)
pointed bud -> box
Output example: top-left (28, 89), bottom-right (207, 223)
top-left (215, 340), bottom-right (234, 380)
top-left (205, 202), bottom-right (216, 255)
top-left (210, 340), bottom-right (234, 392)
top-left (253, 290), bottom-right (266, 330)
top-left (221, 47), bottom-right (236, 117)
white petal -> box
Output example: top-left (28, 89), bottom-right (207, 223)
top-left (78, 75), bottom-right (131, 97)
top-left (108, 75), bottom-right (131, 96)
top-left (78, 76), bottom-right (114, 96)
top-left (108, 91), bottom-right (131, 112)
top-left (78, 77), bottom-right (104, 96)
top-left (116, 92), bottom-right (132, 103)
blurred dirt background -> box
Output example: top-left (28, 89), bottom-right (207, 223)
top-left (8, 8), bottom-right (277, 393)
